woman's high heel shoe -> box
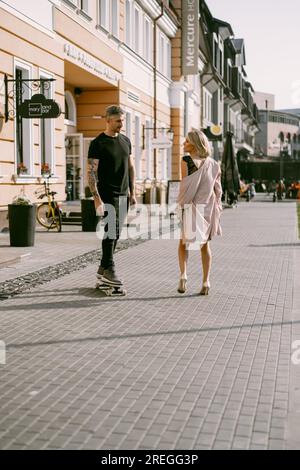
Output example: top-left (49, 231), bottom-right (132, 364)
top-left (177, 277), bottom-right (187, 294)
top-left (200, 281), bottom-right (210, 296)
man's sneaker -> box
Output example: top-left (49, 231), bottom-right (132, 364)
top-left (102, 268), bottom-right (122, 286)
top-left (97, 266), bottom-right (104, 280)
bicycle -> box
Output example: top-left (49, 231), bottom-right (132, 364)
top-left (35, 174), bottom-right (62, 232)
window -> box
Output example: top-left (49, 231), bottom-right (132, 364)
top-left (161, 148), bottom-right (167, 181)
top-left (111, 0), bottom-right (119, 37)
top-left (125, 0), bottom-right (131, 46)
top-left (99, 0), bottom-right (119, 37)
top-left (213, 35), bottom-right (219, 70)
top-left (166, 39), bottom-right (171, 78)
top-left (99, 0), bottom-right (109, 30)
top-left (145, 119), bottom-right (152, 179)
top-left (14, 61), bottom-right (33, 176)
top-left (40, 71), bottom-right (55, 173)
top-left (125, 111), bottom-right (132, 140)
top-left (134, 115), bottom-right (141, 179)
top-left (134, 6), bottom-right (141, 54)
top-left (203, 89), bottom-right (212, 123)
top-left (79, 0), bottom-right (88, 12)
top-left (159, 33), bottom-right (164, 72)
top-left (65, 91), bottom-right (77, 126)
top-left (144, 17), bottom-right (151, 63)
top-left (157, 32), bottom-right (171, 78)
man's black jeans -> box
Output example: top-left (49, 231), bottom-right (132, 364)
top-left (100, 196), bottom-right (129, 270)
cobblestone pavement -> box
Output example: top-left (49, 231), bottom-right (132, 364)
top-left (0, 201), bottom-right (299, 450)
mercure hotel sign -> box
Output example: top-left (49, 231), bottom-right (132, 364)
top-left (182, 0), bottom-right (199, 75)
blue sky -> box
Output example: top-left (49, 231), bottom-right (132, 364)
top-left (205, 0), bottom-right (300, 109)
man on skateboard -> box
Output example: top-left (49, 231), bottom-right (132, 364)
top-left (87, 106), bottom-right (136, 291)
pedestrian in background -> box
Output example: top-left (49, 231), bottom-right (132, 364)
top-left (177, 130), bottom-right (222, 296)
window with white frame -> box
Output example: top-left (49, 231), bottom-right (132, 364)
top-left (226, 59), bottom-right (232, 88)
top-left (125, 111), bottom-right (132, 140)
top-left (159, 33), bottom-right (164, 72)
top-left (66, 0), bottom-right (89, 13)
top-left (111, 0), bottom-right (119, 37)
top-left (144, 17), bottom-right (152, 64)
top-left (219, 38), bottom-right (224, 76)
top-left (65, 90), bottom-right (77, 126)
top-left (40, 71), bottom-right (55, 174)
top-left (125, 0), bottom-right (132, 46)
top-left (134, 115), bottom-right (141, 179)
top-left (134, 5), bottom-right (141, 54)
top-left (14, 60), bottom-right (33, 176)
top-left (203, 89), bottom-right (212, 123)
top-left (158, 31), bottom-right (171, 78)
top-left (161, 149), bottom-right (167, 181)
top-left (145, 118), bottom-right (152, 179)
top-left (166, 39), bottom-right (171, 78)
top-left (167, 147), bottom-right (172, 181)
top-left (79, 0), bottom-right (89, 13)
top-left (99, 0), bottom-right (109, 30)
top-left (213, 34), bottom-right (219, 70)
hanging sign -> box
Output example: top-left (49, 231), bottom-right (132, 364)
top-left (18, 94), bottom-right (61, 119)
top-left (182, 0), bottom-right (199, 75)
top-left (203, 125), bottom-right (223, 141)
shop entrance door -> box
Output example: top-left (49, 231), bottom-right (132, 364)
top-left (65, 133), bottom-right (84, 201)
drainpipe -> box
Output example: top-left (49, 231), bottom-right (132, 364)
top-left (153, 2), bottom-right (164, 182)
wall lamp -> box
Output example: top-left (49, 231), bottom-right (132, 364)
top-left (142, 125), bottom-right (174, 150)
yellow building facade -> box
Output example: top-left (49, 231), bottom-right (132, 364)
top-left (0, 0), bottom-right (186, 229)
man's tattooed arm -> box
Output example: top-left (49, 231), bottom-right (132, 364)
top-left (87, 158), bottom-right (100, 199)
top-left (87, 158), bottom-right (103, 214)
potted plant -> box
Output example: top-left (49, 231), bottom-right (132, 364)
top-left (17, 162), bottom-right (28, 175)
top-left (41, 163), bottom-right (51, 176)
top-left (8, 190), bottom-right (36, 247)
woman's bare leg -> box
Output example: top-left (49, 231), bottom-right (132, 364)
top-left (200, 242), bottom-right (212, 284)
top-left (178, 239), bottom-right (188, 278)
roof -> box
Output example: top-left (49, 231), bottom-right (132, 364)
top-left (232, 39), bottom-right (244, 53)
top-left (213, 18), bottom-right (234, 37)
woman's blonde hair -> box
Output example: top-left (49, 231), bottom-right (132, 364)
top-left (187, 129), bottom-right (211, 158)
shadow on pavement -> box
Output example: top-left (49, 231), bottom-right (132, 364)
top-left (249, 243), bottom-right (300, 248)
top-left (5, 318), bottom-right (298, 351)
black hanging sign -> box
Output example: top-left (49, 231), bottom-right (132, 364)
top-left (203, 125), bottom-right (223, 141)
top-left (18, 94), bottom-right (61, 119)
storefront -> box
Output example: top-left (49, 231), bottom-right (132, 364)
top-left (61, 40), bottom-right (122, 201)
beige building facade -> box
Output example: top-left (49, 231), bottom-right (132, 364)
top-left (0, 0), bottom-right (258, 230)
top-left (0, 0), bottom-right (182, 229)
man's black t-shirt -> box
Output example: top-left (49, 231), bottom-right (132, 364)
top-left (88, 132), bottom-right (132, 199)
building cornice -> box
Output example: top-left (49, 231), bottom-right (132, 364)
top-left (136, 0), bottom-right (178, 38)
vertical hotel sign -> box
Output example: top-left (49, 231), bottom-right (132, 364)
top-left (182, 0), bottom-right (199, 75)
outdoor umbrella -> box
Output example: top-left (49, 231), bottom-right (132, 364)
top-left (221, 131), bottom-right (241, 203)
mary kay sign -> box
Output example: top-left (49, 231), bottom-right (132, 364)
top-left (182, 0), bottom-right (199, 76)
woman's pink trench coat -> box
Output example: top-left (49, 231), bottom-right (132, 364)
top-left (177, 157), bottom-right (223, 247)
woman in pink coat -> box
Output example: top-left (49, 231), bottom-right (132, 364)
top-left (177, 129), bottom-right (223, 295)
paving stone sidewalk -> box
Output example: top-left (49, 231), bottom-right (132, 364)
top-left (0, 201), bottom-right (299, 450)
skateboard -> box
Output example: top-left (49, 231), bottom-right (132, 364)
top-left (95, 278), bottom-right (127, 297)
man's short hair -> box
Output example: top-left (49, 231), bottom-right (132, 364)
top-left (105, 105), bottom-right (124, 119)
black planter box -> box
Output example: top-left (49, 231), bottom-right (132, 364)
top-left (8, 204), bottom-right (36, 247)
top-left (81, 199), bottom-right (100, 232)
